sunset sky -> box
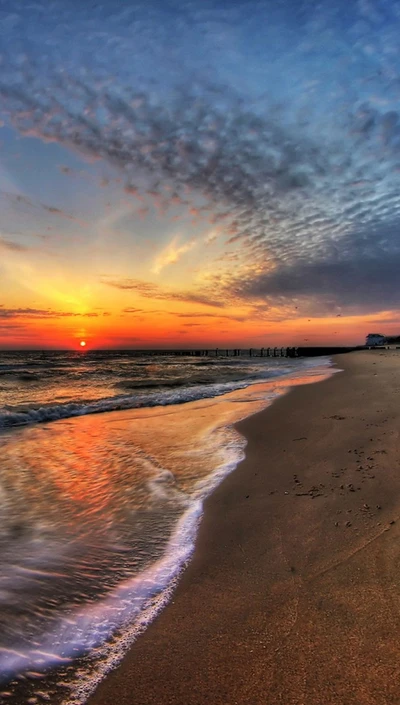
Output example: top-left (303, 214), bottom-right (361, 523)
top-left (1, 0), bottom-right (400, 349)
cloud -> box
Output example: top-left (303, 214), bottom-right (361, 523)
top-left (41, 203), bottom-right (87, 225)
top-left (175, 311), bottom-right (247, 322)
top-left (43, 205), bottom-right (63, 214)
top-left (0, 322), bottom-right (24, 330)
top-left (1, 191), bottom-right (85, 231)
top-left (0, 236), bottom-right (28, 252)
top-left (152, 236), bottom-right (196, 274)
top-left (0, 306), bottom-right (99, 319)
top-left (204, 229), bottom-right (220, 246)
top-left (235, 254), bottom-right (400, 315)
top-left (222, 218), bottom-right (400, 315)
top-left (104, 279), bottom-right (159, 294)
top-left (102, 277), bottom-right (225, 308)
top-left (2, 3), bottom-right (400, 315)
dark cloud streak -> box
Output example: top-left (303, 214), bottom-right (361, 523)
top-left (0, 237), bottom-right (29, 252)
top-left (0, 307), bottom-right (99, 319)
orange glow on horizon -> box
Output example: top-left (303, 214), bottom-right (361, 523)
top-left (1, 297), bottom-right (399, 349)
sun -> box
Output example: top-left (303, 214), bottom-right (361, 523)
top-left (80, 341), bottom-right (86, 347)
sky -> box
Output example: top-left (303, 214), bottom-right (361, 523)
top-left (1, 0), bottom-right (400, 349)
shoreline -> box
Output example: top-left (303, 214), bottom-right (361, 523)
top-left (88, 350), bottom-right (400, 705)
top-left (0, 356), bottom-right (334, 705)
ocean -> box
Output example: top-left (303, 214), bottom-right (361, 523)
top-left (0, 351), bottom-right (335, 704)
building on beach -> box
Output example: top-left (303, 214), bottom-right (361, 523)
top-left (366, 333), bottom-right (386, 347)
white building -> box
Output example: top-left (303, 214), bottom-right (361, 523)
top-left (366, 333), bottom-right (386, 347)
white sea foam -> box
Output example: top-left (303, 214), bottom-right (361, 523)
top-left (0, 500), bottom-right (202, 676)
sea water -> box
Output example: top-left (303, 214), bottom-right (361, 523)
top-left (0, 351), bottom-right (335, 704)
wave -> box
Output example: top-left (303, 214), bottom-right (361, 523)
top-left (0, 357), bottom-right (333, 431)
top-left (0, 372), bottom-right (293, 430)
top-left (115, 378), bottom-right (191, 390)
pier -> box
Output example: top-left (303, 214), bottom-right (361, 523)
top-left (129, 346), bottom-right (359, 358)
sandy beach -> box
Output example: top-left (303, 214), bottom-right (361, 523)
top-left (88, 350), bottom-right (400, 705)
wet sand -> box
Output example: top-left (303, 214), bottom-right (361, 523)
top-left (88, 350), bottom-right (400, 705)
